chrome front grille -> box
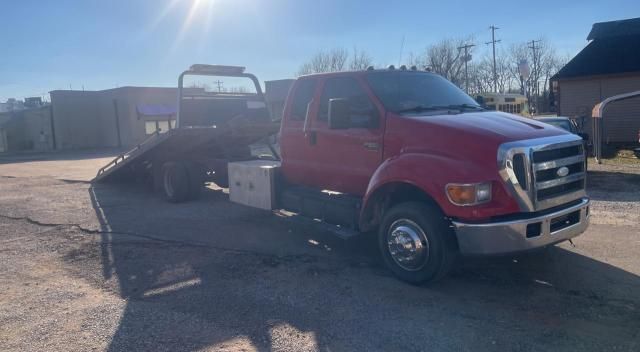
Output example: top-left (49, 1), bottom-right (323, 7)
top-left (532, 144), bottom-right (585, 207)
top-left (499, 135), bottom-right (587, 212)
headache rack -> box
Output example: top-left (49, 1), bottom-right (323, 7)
top-left (93, 64), bottom-right (280, 184)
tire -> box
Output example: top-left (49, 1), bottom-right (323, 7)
top-left (378, 202), bottom-right (458, 284)
top-left (161, 162), bottom-right (191, 203)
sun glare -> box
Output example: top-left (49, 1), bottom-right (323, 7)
top-left (169, 0), bottom-right (217, 52)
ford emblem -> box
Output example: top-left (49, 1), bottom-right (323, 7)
top-left (557, 166), bottom-right (570, 177)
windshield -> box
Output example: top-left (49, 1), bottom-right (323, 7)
top-left (366, 71), bottom-right (480, 113)
top-left (544, 120), bottom-right (572, 132)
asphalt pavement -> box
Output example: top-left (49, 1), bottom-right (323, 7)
top-left (0, 151), bottom-right (638, 351)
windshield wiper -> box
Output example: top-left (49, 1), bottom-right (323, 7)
top-left (397, 104), bottom-right (484, 114)
top-left (396, 105), bottom-right (448, 113)
top-left (444, 103), bottom-right (485, 111)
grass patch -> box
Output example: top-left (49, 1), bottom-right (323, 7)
top-left (590, 148), bottom-right (640, 166)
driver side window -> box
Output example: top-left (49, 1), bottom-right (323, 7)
top-left (318, 77), bottom-right (378, 128)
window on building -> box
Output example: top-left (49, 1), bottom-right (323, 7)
top-left (158, 120), bottom-right (170, 133)
top-left (145, 118), bottom-right (176, 135)
top-left (145, 121), bottom-right (158, 135)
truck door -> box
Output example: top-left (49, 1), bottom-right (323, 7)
top-left (308, 76), bottom-right (384, 195)
top-left (280, 77), bottom-right (321, 187)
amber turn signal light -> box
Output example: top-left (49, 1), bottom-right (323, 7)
top-left (446, 182), bottom-right (492, 206)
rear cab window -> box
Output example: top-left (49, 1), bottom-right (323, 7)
top-left (290, 78), bottom-right (317, 121)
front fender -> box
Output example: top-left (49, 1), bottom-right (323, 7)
top-left (361, 152), bottom-right (519, 225)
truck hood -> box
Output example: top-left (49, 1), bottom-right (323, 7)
top-left (384, 110), bottom-right (575, 172)
top-left (406, 110), bottom-right (564, 144)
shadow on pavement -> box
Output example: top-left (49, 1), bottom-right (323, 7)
top-left (89, 183), bottom-right (640, 351)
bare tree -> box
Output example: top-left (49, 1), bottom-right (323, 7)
top-left (495, 51), bottom-right (513, 93)
top-left (349, 47), bottom-right (373, 70)
top-left (297, 48), bottom-right (349, 76)
top-left (415, 37), bottom-right (477, 88)
top-left (404, 51), bottom-right (423, 69)
top-left (468, 60), bottom-right (493, 95)
top-left (424, 38), bottom-right (466, 86)
top-left (188, 81), bottom-right (212, 91)
top-left (328, 48), bottom-right (349, 71)
top-left (508, 39), bottom-right (565, 112)
top-left (507, 43), bottom-right (530, 95)
top-left (467, 52), bottom-right (512, 95)
top-left (403, 46), bottom-right (478, 93)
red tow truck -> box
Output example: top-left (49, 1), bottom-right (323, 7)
top-left (95, 64), bottom-right (590, 283)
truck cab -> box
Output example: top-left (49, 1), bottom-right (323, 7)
top-left (277, 68), bottom-right (589, 283)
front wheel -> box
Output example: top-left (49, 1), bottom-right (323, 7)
top-left (379, 202), bottom-right (458, 284)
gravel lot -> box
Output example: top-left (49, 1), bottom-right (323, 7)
top-left (0, 151), bottom-right (639, 351)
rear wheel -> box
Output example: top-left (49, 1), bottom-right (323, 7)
top-left (161, 162), bottom-right (191, 203)
top-left (378, 202), bottom-right (457, 284)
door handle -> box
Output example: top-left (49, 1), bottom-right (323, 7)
top-left (363, 142), bottom-right (380, 151)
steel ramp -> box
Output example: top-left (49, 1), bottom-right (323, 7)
top-left (93, 130), bottom-right (172, 183)
top-left (93, 122), bottom-right (280, 183)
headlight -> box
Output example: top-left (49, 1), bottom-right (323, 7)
top-left (445, 182), bottom-right (492, 206)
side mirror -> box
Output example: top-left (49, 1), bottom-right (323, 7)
top-left (328, 98), bottom-right (350, 129)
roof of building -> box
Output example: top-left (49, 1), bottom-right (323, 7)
top-left (49, 86), bottom-right (178, 94)
top-left (552, 35), bottom-right (640, 80)
top-left (587, 17), bottom-right (640, 40)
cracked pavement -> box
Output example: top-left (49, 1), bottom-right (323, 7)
top-left (0, 151), bottom-right (639, 351)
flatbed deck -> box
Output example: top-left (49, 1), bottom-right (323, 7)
top-left (93, 122), bottom-right (279, 183)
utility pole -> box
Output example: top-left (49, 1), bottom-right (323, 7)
top-left (485, 25), bottom-right (501, 93)
top-left (528, 39), bottom-right (542, 114)
top-left (457, 43), bottom-right (475, 93)
top-left (214, 80), bottom-right (224, 92)
top-left (398, 35), bottom-right (405, 66)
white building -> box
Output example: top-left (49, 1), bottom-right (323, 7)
top-left (0, 98), bottom-right (25, 113)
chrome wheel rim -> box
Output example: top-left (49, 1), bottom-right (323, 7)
top-left (387, 219), bottom-right (429, 271)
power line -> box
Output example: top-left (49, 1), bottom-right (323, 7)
top-left (485, 25), bottom-right (501, 92)
top-left (457, 43), bottom-right (475, 93)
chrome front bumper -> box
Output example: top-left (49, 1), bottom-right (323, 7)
top-left (453, 198), bottom-right (590, 255)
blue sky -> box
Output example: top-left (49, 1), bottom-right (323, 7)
top-left (1, 0), bottom-right (637, 101)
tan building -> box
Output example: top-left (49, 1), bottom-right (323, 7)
top-left (0, 106), bottom-right (54, 152)
top-left (3, 81), bottom-right (282, 153)
top-left (552, 17), bottom-right (640, 144)
top-left (49, 86), bottom-right (205, 150)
